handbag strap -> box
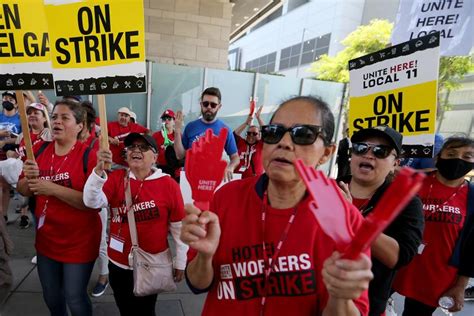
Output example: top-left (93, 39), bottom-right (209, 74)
top-left (125, 171), bottom-right (139, 248)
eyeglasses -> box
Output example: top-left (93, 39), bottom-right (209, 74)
top-left (246, 131), bottom-right (258, 136)
top-left (352, 142), bottom-right (395, 159)
top-left (261, 124), bottom-right (324, 145)
top-left (161, 116), bottom-right (173, 121)
top-left (126, 144), bottom-right (155, 153)
top-left (201, 101), bottom-right (219, 109)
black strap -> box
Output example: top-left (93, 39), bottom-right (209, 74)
top-left (83, 137), bottom-right (97, 175)
top-left (34, 141), bottom-right (51, 159)
top-left (35, 139), bottom-right (96, 175)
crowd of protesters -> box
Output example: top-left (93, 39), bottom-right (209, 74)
top-left (0, 87), bottom-right (472, 316)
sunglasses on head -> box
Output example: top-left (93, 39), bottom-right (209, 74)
top-left (261, 124), bottom-right (324, 145)
top-left (201, 101), bottom-right (219, 109)
top-left (126, 144), bottom-right (155, 153)
top-left (161, 116), bottom-right (173, 121)
top-left (246, 131), bottom-right (258, 136)
top-left (352, 142), bottom-right (395, 159)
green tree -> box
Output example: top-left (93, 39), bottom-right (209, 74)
top-left (310, 19), bottom-right (474, 111)
top-left (309, 19), bottom-right (393, 83)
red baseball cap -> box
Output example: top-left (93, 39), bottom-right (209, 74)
top-left (161, 109), bottom-right (175, 119)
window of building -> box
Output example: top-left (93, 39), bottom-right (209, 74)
top-left (279, 33), bottom-right (331, 71)
top-left (245, 52), bottom-right (277, 73)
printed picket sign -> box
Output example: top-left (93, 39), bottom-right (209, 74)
top-left (348, 32), bottom-right (440, 158)
top-left (44, 0), bottom-right (146, 96)
top-left (0, 0), bottom-right (54, 90)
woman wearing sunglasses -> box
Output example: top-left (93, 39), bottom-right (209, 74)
top-left (181, 96), bottom-right (373, 316)
top-left (393, 135), bottom-right (474, 315)
top-left (83, 133), bottom-right (188, 316)
top-left (337, 126), bottom-right (424, 316)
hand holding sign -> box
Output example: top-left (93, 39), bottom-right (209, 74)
top-left (249, 98), bottom-right (256, 117)
top-left (181, 204), bottom-right (221, 258)
top-left (185, 128), bottom-right (228, 210)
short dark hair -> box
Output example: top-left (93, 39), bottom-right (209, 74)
top-left (439, 134), bottom-right (474, 156)
top-left (201, 87), bottom-right (222, 103)
top-left (80, 100), bottom-right (96, 132)
top-left (270, 95), bottom-right (335, 146)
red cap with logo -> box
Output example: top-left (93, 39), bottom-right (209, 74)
top-left (161, 109), bottom-right (175, 119)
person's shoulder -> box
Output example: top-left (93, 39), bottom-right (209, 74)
top-left (108, 168), bottom-right (126, 182)
top-left (151, 130), bottom-right (162, 139)
top-left (215, 119), bottom-right (231, 129)
top-left (215, 176), bottom-right (259, 199)
top-left (186, 119), bottom-right (201, 127)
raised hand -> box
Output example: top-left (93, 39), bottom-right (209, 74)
top-left (256, 105), bottom-right (263, 118)
top-left (37, 91), bottom-right (50, 107)
top-left (175, 111), bottom-right (184, 131)
top-left (95, 148), bottom-right (113, 176)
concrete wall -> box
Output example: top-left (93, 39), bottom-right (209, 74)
top-left (144, 0), bottom-right (232, 69)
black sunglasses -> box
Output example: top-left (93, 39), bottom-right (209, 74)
top-left (246, 131), bottom-right (258, 136)
top-left (126, 144), bottom-right (155, 153)
top-left (201, 101), bottom-right (219, 109)
top-left (161, 116), bottom-right (173, 121)
top-left (352, 142), bottom-right (394, 159)
top-left (261, 124), bottom-right (324, 145)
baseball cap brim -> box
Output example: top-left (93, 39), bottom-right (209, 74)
top-left (124, 133), bottom-right (158, 152)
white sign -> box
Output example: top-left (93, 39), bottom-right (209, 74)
top-left (391, 0), bottom-right (473, 56)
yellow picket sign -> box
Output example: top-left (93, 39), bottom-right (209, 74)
top-left (0, 0), bottom-right (50, 64)
top-left (349, 81), bottom-right (438, 136)
top-left (44, 0), bottom-right (145, 69)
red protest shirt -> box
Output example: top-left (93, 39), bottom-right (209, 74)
top-left (82, 133), bottom-right (99, 151)
top-left (102, 169), bottom-right (185, 268)
top-left (24, 141), bottom-right (101, 263)
top-left (17, 129), bottom-right (51, 161)
top-left (234, 134), bottom-right (264, 179)
top-left (107, 121), bottom-right (148, 165)
top-left (200, 176), bottom-right (369, 316)
top-left (152, 130), bottom-right (176, 166)
top-left (393, 174), bottom-right (468, 307)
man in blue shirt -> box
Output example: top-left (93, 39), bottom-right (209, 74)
top-left (174, 87), bottom-right (239, 181)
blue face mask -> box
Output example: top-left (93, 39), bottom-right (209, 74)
top-left (436, 157), bottom-right (474, 180)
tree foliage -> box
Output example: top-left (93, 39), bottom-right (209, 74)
top-left (310, 19), bottom-right (474, 95)
top-left (309, 19), bottom-right (393, 83)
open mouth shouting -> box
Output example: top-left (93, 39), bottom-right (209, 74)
top-left (358, 161), bottom-right (375, 172)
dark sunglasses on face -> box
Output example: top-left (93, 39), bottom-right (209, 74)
top-left (126, 144), bottom-right (155, 153)
top-left (161, 116), bottom-right (173, 121)
top-left (261, 124), bottom-right (324, 145)
top-left (201, 101), bottom-right (219, 109)
top-left (352, 142), bottom-right (394, 159)
top-left (246, 131), bottom-right (258, 136)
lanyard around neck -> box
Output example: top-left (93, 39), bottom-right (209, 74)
top-left (259, 190), bottom-right (298, 316)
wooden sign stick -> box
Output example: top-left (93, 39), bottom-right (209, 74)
top-left (15, 91), bottom-right (34, 161)
top-left (97, 94), bottom-right (111, 170)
